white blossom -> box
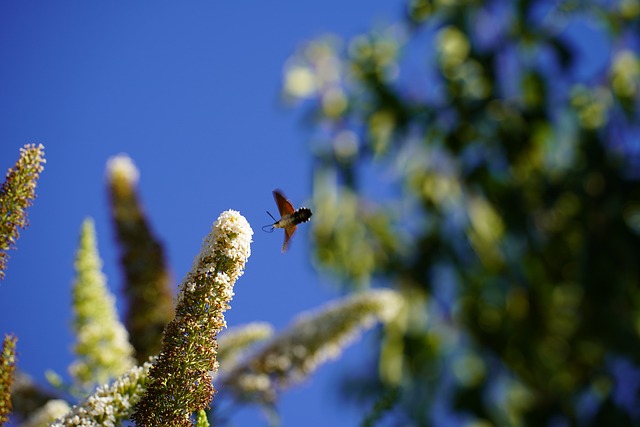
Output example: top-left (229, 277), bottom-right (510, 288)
top-left (52, 362), bottom-right (152, 427)
top-left (22, 400), bottom-right (71, 427)
top-left (105, 154), bottom-right (139, 185)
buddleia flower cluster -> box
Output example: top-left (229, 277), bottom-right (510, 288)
top-left (132, 210), bottom-right (253, 426)
top-left (0, 143), bottom-right (45, 280)
top-left (0, 335), bottom-right (17, 424)
top-left (0, 145), bottom-right (45, 424)
top-left (106, 154), bottom-right (174, 363)
top-left (69, 218), bottom-right (136, 393)
top-left (216, 322), bottom-right (275, 371)
top-left (51, 361), bottom-right (153, 427)
top-left (223, 289), bottom-right (403, 403)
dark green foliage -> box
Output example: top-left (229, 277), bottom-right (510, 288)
top-left (289, 0), bottom-right (640, 424)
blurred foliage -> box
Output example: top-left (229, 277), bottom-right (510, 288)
top-left (107, 155), bottom-right (174, 364)
top-left (284, 0), bottom-right (640, 425)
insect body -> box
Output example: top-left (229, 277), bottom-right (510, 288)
top-left (262, 189), bottom-right (312, 252)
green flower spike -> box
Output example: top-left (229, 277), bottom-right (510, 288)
top-left (0, 144), bottom-right (45, 280)
top-left (70, 218), bottom-right (136, 394)
top-left (132, 210), bottom-right (252, 427)
top-left (0, 334), bottom-right (17, 424)
top-left (224, 289), bottom-right (403, 403)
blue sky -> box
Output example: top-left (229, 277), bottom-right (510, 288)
top-left (0, 2), bottom-right (406, 425)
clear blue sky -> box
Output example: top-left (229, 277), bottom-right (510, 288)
top-left (0, 2), bottom-right (405, 425)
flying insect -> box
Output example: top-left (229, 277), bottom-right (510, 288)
top-left (262, 189), bottom-right (312, 252)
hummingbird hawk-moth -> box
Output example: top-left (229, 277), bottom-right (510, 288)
top-left (262, 189), bottom-right (312, 252)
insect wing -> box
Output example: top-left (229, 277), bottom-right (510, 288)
top-left (273, 189), bottom-right (295, 217)
top-left (282, 225), bottom-right (298, 252)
